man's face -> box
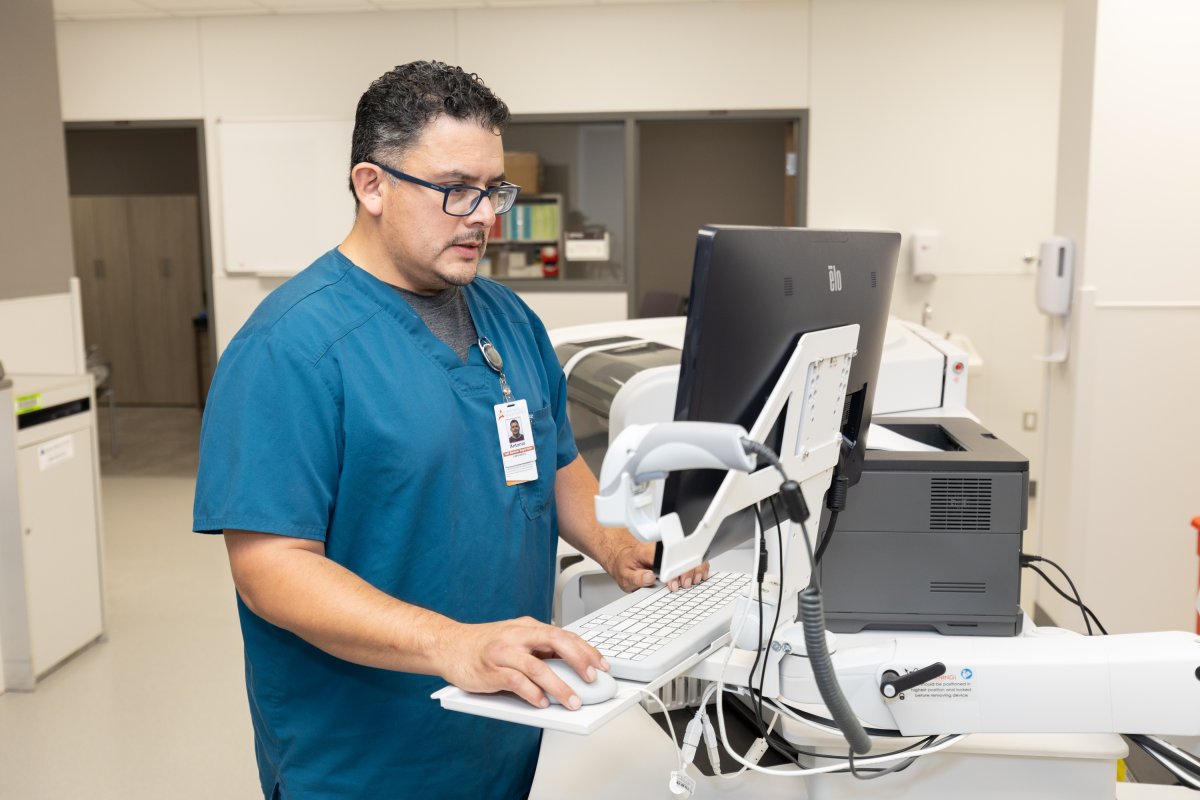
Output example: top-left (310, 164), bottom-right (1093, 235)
top-left (510, 420), bottom-right (520, 435)
top-left (378, 115), bottom-right (505, 293)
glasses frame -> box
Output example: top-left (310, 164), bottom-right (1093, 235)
top-left (367, 160), bottom-right (521, 217)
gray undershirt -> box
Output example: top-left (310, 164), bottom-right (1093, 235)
top-left (394, 285), bottom-right (479, 363)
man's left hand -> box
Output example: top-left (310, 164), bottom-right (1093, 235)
top-left (606, 539), bottom-right (710, 593)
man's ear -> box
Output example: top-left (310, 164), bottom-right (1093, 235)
top-left (350, 163), bottom-right (385, 217)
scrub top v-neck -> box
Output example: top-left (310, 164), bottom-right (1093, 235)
top-left (193, 248), bottom-right (578, 799)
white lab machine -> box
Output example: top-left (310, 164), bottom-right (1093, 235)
top-left (0, 372), bottom-right (106, 689)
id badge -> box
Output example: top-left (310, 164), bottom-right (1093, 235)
top-left (495, 399), bottom-right (537, 486)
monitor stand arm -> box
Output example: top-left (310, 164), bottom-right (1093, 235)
top-left (594, 323), bottom-right (861, 613)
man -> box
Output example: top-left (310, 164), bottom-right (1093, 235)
top-left (193, 61), bottom-right (707, 799)
top-left (509, 418), bottom-right (526, 444)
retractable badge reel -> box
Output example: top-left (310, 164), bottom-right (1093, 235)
top-left (479, 337), bottom-right (537, 486)
top-left (478, 337), bottom-right (513, 402)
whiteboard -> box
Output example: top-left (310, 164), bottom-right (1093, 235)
top-left (217, 119), bottom-right (356, 275)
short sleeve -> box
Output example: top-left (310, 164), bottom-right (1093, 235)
top-left (192, 333), bottom-right (342, 540)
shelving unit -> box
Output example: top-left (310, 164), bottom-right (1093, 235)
top-left (484, 193), bottom-right (564, 281)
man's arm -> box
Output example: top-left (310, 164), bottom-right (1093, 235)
top-left (224, 530), bottom-right (606, 709)
top-left (554, 455), bottom-right (709, 592)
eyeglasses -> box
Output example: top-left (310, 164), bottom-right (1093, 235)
top-left (368, 161), bottom-right (521, 217)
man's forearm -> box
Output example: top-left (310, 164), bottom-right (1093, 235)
top-left (224, 529), bottom-right (610, 708)
top-left (553, 456), bottom-right (640, 570)
top-left (225, 531), bottom-right (458, 676)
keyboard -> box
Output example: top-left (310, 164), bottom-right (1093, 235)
top-left (565, 571), bottom-right (750, 682)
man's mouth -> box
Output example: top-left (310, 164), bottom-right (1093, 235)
top-left (449, 237), bottom-right (485, 256)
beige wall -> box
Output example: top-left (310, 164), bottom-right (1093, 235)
top-left (808, 0), bottom-right (1064, 485)
top-left (0, 0), bottom-right (74, 302)
top-left (1041, 0), bottom-right (1200, 633)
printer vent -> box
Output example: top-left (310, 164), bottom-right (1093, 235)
top-left (930, 581), bottom-right (987, 593)
top-left (929, 477), bottom-right (993, 530)
top-left (783, 276), bottom-right (794, 296)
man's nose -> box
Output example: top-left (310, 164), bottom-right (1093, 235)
top-left (465, 194), bottom-right (497, 228)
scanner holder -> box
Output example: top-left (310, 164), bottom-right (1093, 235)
top-left (595, 324), bottom-right (860, 613)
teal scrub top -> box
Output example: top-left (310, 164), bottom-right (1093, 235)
top-left (193, 249), bottom-right (579, 799)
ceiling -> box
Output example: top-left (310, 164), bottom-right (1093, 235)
top-left (53, 0), bottom-right (759, 22)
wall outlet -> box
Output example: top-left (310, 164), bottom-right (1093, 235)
top-left (1022, 411), bottom-right (1038, 431)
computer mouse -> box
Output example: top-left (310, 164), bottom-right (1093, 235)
top-left (541, 658), bottom-right (618, 706)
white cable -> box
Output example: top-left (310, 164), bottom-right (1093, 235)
top-left (712, 607), bottom-right (970, 777)
top-left (637, 687), bottom-right (685, 773)
top-left (764, 696), bottom-right (896, 740)
top-left (695, 507), bottom-right (969, 779)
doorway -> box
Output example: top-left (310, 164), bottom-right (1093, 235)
top-left (634, 118), bottom-right (803, 317)
top-left (65, 124), bottom-right (214, 409)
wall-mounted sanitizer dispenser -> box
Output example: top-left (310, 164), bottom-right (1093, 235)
top-left (1036, 236), bottom-right (1074, 317)
top-left (1035, 236), bottom-right (1075, 363)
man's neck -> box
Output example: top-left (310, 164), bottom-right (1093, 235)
top-left (339, 223), bottom-right (436, 295)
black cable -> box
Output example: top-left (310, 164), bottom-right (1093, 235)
top-left (756, 502), bottom-right (785, 717)
top-left (731, 691), bottom-right (948, 769)
top-left (747, 503), bottom-right (793, 764)
top-left (1024, 564), bottom-right (1105, 634)
top-left (740, 438), bottom-right (872, 755)
top-left (1022, 553), bottom-right (1108, 634)
top-left (771, 494), bottom-right (818, 589)
top-left (773, 703), bottom-right (906, 739)
top-left (1021, 558), bottom-right (1109, 635)
top-left (813, 509), bottom-right (839, 566)
top-left (1023, 562), bottom-right (1092, 635)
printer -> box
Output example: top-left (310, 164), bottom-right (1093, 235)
top-left (551, 317), bottom-right (1026, 636)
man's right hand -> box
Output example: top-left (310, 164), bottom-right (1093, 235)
top-left (440, 617), bottom-right (609, 711)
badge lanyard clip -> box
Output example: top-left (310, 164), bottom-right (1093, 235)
top-left (478, 337), bottom-right (514, 402)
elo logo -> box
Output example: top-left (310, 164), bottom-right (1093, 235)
top-left (828, 265), bottom-right (843, 292)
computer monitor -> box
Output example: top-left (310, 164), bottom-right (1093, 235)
top-left (661, 225), bottom-right (901, 561)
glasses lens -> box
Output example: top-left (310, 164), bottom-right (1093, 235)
top-left (490, 185), bottom-right (520, 215)
top-left (443, 188), bottom-right (481, 216)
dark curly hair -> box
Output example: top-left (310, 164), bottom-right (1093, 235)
top-left (349, 61), bottom-right (511, 200)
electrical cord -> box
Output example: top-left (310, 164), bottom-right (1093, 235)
top-left (813, 508), bottom-right (840, 566)
top-left (637, 686), bottom-right (684, 773)
top-left (687, 437), bottom-right (967, 780)
top-left (1020, 553), bottom-right (1108, 635)
top-left (746, 502), bottom-right (794, 767)
top-left (741, 438), bottom-right (871, 755)
top-left (1027, 553), bottom-right (1108, 634)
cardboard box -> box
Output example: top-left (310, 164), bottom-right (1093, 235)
top-left (504, 151), bottom-right (541, 195)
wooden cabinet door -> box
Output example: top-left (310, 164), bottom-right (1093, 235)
top-left (128, 195), bottom-right (202, 405)
top-left (69, 196), bottom-right (139, 402)
top-left (70, 195), bottom-right (204, 406)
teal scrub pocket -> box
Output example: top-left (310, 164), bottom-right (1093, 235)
top-left (518, 406), bottom-right (557, 519)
